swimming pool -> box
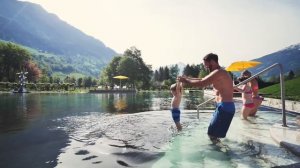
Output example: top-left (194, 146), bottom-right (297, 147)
top-left (0, 92), bottom-right (299, 167)
top-left (52, 107), bottom-right (300, 167)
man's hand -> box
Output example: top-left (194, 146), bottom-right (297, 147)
top-left (177, 76), bottom-right (188, 83)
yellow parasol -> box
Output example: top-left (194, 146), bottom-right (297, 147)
top-left (226, 61), bottom-right (262, 72)
top-left (113, 75), bottom-right (129, 88)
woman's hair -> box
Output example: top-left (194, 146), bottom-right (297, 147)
top-left (238, 76), bottom-right (248, 82)
top-left (241, 70), bottom-right (251, 77)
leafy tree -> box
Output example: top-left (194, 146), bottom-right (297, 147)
top-left (24, 61), bottom-right (42, 82)
top-left (169, 64), bottom-right (179, 83)
top-left (64, 76), bottom-right (71, 83)
top-left (49, 76), bottom-right (53, 84)
top-left (0, 42), bottom-right (32, 82)
top-left (83, 76), bottom-right (93, 89)
top-left (287, 70), bottom-right (295, 80)
top-left (77, 77), bottom-right (83, 87)
top-left (39, 75), bottom-right (49, 83)
top-left (183, 64), bottom-right (200, 77)
top-left (117, 57), bottom-right (138, 87)
top-left (100, 56), bottom-right (122, 86)
top-left (183, 64), bottom-right (191, 76)
top-left (123, 47), bottom-right (152, 89)
top-left (53, 77), bottom-right (61, 84)
top-left (92, 79), bottom-right (98, 86)
top-left (158, 67), bottom-right (164, 81)
top-left (163, 66), bottom-right (170, 81)
top-left (154, 70), bottom-right (159, 81)
top-left (199, 63), bottom-right (209, 78)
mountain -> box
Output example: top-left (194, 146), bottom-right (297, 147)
top-left (0, 0), bottom-right (117, 77)
top-left (248, 43), bottom-right (300, 79)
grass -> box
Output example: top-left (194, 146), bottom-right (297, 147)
top-left (260, 77), bottom-right (300, 101)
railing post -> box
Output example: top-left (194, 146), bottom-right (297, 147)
top-left (279, 64), bottom-right (287, 127)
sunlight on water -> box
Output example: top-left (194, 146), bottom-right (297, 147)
top-left (0, 92), bottom-right (299, 167)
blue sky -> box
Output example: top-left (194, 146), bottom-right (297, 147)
top-left (27, 0), bottom-right (300, 68)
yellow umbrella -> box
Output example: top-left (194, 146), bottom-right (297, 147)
top-left (226, 61), bottom-right (262, 72)
top-left (113, 75), bottom-right (129, 88)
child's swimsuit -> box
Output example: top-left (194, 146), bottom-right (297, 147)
top-left (171, 108), bottom-right (180, 123)
top-left (208, 102), bottom-right (235, 138)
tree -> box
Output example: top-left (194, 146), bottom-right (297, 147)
top-left (287, 70), bottom-right (295, 80)
top-left (123, 47), bottom-right (152, 89)
top-left (183, 64), bottom-right (200, 77)
top-left (100, 46), bottom-right (152, 89)
top-left (83, 76), bottom-right (93, 89)
top-left (0, 42), bottom-right (32, 82)
top-left (77, 77), bottom-right (83, 88)
top-left (169, 64), bottom-right (179, 83)
top-left (24, 61), bottom-right (42, 82)
top-left (154, 70), bottom-right (159, 81)
top-left (199, 63), bottom-right (209, 78)
top-left (158, 67), bottom-right (164, 81)
top-left (163, 66), bottom-right (170, 81)
top-left (117, 57), bottom-right (138, 87)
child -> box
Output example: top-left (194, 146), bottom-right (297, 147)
top-left (170, 82), bottom-right (183, 131)
top-left (234, 76), bottom-right (254, 120)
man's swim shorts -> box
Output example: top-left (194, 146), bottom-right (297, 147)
top-left (208, 102), bottom-right (235, 138)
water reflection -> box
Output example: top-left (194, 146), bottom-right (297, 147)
top-left (0, 91), bottom-right (207, 168)
top-left (114, 95), bottom-right (128, 112)
top-left (0, 91), bottom-right (205, 132)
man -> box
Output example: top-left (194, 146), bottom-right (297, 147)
top-left (177, 53), bottom-right (235, 143)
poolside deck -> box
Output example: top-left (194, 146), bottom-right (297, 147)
top-left (270, 120), bottom-right (300, 157)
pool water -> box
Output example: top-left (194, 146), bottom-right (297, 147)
top-left (153, 108), bottom-right (300, 168)
top-left (0, 92), bottom-right (299, 168)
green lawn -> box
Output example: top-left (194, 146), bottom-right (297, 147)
top-left (260, 77), bottom-right (300, 101)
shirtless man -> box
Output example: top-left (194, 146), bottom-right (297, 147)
top-left (177, 53), bottom-right (235, 142)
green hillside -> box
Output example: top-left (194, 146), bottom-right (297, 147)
top-left (260, 77), bottom-right (300, 101)
top-left (0, 0), bottom-right (116, 77)
top-left (0, 40), bottom-right (101, 78)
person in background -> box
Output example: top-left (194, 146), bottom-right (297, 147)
top-left (241, 70), bottom-right (263, 116)
top-left (234, 75), bottom-right (254, 120)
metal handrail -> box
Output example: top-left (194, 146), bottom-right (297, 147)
top-left (196, 97), bottom-right (215, 119)
top-left (196, 63), bottom-right (287, 127)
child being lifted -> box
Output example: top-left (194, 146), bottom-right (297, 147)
top-left (170, 82), bottom-right (183, 131)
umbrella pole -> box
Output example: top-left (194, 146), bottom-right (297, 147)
top-left (119, 79), bottom-right (121, 89)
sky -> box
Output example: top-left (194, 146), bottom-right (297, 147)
top-left (26, 0), bottom-right (300, 69)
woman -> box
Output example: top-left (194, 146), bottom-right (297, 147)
top-left (234, 74), bottom-right (254, 120)
top-left (241, 70), bottom-right (263, 116)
